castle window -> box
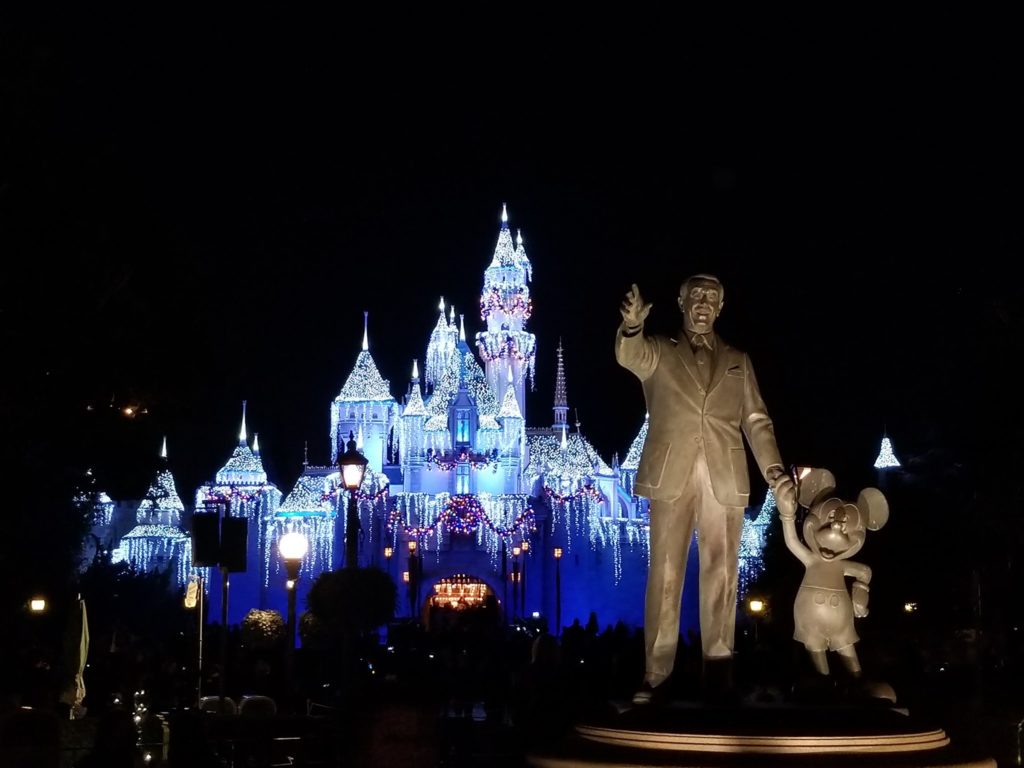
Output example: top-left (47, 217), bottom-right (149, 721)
top-left (456, 462), bottom-right (470, 495)
top-left (455, 409), bottom-right (470, 445)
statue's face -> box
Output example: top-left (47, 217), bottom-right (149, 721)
top-left (807, 499), bottom-right (864, 561)
top-left (679, 278), bottom-right (723, 334)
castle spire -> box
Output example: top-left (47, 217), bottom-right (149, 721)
top-left (362, 311), bottom-right (369, 351)
top-left (160, 435), bottom-right (168, 460)
top-left (459, 314), bottom-right (466, 343)
top-left (253, 432), bottom-right (261, 454)
top-left (412, 359), bottom-right (420, 381)
top-left (239, 400), bottom-right (248, 444)
top-left (501, 202), bottom-right (509, 228)
top-left (439, 296), bottom-right (445, 314)
top-left (553, 339), bottom-right (568, 430)
top-left (303, 440), bottom-right (309, 467)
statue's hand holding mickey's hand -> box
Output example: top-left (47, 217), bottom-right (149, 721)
top-left (620, 284), bottom-right (653, 330)
top-left (773, 474), bottom-right (798, 521)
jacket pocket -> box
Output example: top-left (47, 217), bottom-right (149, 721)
top-left (638, 440), bottom-right (672, 489)
top-left (729, 448), bottom-right (749, 496)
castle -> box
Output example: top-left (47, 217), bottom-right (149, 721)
top-left (87, 206), bottom-right (782, 633)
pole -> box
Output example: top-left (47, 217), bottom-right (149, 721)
top-left (555, 558), bottom-right (561, 639)
top-left (219, 566), bottom-right (229, 712)
top-left (286, 577), bottom-right (296, 712)
top-left (521, 553), bottom-right (527, 616)
top-left (501, 543), bottom-right (508, 624)
top-left (512, 559), bottom-right (520, 621)
top-left (197, 574), bottom-right (204, 702)
top-left (346, 491), bottom-right (359, 568)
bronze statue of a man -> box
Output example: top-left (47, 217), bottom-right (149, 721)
top-left (616, 274), bottom-right (794, 704)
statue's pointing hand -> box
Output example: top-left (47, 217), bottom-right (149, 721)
top-left (621, 284), bottom-right (653, 329)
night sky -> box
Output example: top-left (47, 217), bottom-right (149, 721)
top-left (3, 12), bottom-right (1021, 508)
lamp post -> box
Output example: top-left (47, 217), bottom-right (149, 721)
top-left (279, 531), bottom-right (308, 709)
top-left (407, 540), bottom-right (420, 619)
top-left (520, 540), bottom-right (529, 616)
top-left (746, 596), bottom-right (767, 644)
top-left (338, 431), bottom-right (368, 569)
top-left (512, 546), bottom-right (521, 621)
top-left (553, 547), bottom-right (563, 638)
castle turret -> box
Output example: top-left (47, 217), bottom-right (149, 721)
top-left (330, 312), bottom-right (399, 472)
top-left (425, 297), bottom-right (458, 391)
top-left (553, 340), bottom-right (568, 431)
top-left (476, 205), bottom-right (536, 422)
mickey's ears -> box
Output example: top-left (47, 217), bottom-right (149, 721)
top-left (857, 487), bottom-right (889, 531)
top-left (796, 468), bottom-right (836, 508)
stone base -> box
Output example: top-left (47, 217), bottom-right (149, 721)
top-left (527, 701), bottom-right (995, 767)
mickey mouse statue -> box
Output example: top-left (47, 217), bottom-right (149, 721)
top-left (776, 467), bottom-right (889, 679)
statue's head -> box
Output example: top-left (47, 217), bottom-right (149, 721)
top-left (678, 274), bottom-right (724, 335)
top-left (795, 468), bottom-right (889, 562)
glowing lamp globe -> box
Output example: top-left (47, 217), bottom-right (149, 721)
top-left (279, 531), bottom-right (309, 562)
top-left (339, 431), bottom-right (368, 492)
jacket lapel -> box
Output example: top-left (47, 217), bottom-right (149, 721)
top-left (707, 334), bottom-right (730, 393)
top-left (672, 338), bottom-right (705, 391)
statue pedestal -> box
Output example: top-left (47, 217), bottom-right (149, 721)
top-left (528, 701), bottom-right (994, 767)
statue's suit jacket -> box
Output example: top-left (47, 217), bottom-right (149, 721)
top-left (615, 326), bottom-right (782, 506)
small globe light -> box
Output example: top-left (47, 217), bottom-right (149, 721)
top-left (279, 531), bottom-right (309, 561)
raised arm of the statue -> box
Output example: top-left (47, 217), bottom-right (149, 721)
top-left (777, 481), bottom-right (813, 566)
top-left (615, 284), bottom-right (658, 380)
top-left (780, 515), bottom-right (815, 567)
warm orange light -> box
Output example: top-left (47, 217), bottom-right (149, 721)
top-left (123, 407), bottom-right (135, 417)
top-left (512, 546), bottom-right (521, 557)
top-left (748, 598), bottom-right (765, 614)
top-left (553, 547), bottom-right (563, 559)
top-left (29, 598), bottom-right (47, 613)
top-left (408, 540), bottom-right (418, 554)
top-left (521, 540), bottom-right (529, 552)
top-left (402, 571), bottom-right (410, 583)
top-left (384, 546), bottom-right (393, 559)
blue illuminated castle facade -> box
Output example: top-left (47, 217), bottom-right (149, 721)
top-left (89, 206), bottom-right (786, 634)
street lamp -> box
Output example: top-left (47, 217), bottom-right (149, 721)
top-left (279, 530), bottom-right (308, 708)
top-left (29, 597), bottom-right (47, 613)
top-left (338, 431), bottom-right (368, 569)
top-left (407, 540), bottom-right (420, 619)
top-left (746, 596), bottom-right (767, 643)
top-left (384, 546), bottom-right (393, 579)
top-left (553, 548), bottom-right (563, 638)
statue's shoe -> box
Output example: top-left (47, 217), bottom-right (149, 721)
top-left (630, 681), bottom-right (668, 707)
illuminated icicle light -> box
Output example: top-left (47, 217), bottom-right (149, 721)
top-left (622, 413), bottom-right (648, 471)
top-left (215, 443), bottom-right (268, 485)
top-left (874, 436), bottom-right (901, 469)
top-left (335, 350), bottom-right (394, 402)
